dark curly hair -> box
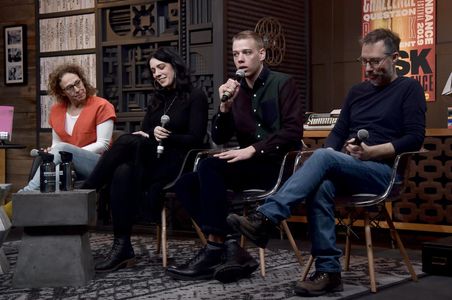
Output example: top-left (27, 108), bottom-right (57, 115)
top-left (47, 63), bottom-right (96, 105)
top-left (147, 47), bottom-right (192, 110)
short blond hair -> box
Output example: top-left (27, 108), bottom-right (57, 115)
top-left (232, 30), bottom-right (264, 49)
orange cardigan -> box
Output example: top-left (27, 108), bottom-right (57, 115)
top-left (49, 96), bottom-right (116, 148)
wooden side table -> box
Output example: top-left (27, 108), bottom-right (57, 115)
top-left (0, 143), bottom-right (26, 183)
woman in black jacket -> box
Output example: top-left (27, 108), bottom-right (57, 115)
top-left (83, 47), bottom-right (208, 273)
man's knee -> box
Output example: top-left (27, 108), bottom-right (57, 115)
top-left (311, 148), bottom-right (336, 160)
top-left (197, 156), bottom-right (222, 175)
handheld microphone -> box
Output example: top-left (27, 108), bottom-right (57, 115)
top-left (352, 129), bottom-right (369, 145)
top-left (157, 115), bottom-right (170, 158)
top-left (30, 148), bottom-right (45, 157)
top-left (221, 69), bottom-right (246, 102)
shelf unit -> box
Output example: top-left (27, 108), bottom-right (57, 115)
top-left (36, 0), bottom-right (97, 145)
top-left (96, 0), bottom-right (217, 132)
top-left (35, 0), bottom-right (221, 144)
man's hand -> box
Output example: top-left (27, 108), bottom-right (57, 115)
top-left (218, 78), bottom-right (240, 113)
top-left (345, 138), bottom-right (395, 161)
top-left (345, 139), bottom-right (370, 160)
top-left (214, 146), bottom-right (256, 163)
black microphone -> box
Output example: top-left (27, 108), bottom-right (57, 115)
top-left (221, 69), bottom-right (246, 102)
top-left (157, 115), bottom-right (170, 158)
top-left (352, 129), bottom-right (369, 145)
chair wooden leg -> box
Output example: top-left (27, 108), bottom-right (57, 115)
top-left (382, 207), bottom-right (418, 281)
top-left (156, 224), bottom-right (162, 254)
top-left (364, 211), bottom-right (377, 293)
top-left (344, 213), bottom-right (352, 271)
top-left (259, 248), bottom-right (266, 277)
top-left (240, 209), bottom-right (247, 248)
top-left (281, 220), bottom-right (303, 267)
top-left (161, 206), bottom-right (167, 268)
top-left (240, 235), bottom-right (246, 248)
top-left (192, 219), bottom-right (207, 246)
top-left (301, 255), bottom-right (314, 281)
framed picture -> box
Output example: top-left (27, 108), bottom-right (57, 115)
top-left (4, 25), bottom-right (27, 85)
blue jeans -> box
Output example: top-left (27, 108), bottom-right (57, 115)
top-left (22, 142), bottom-right (100, 191)
top-left (257, 148), bottom-right (392, 273)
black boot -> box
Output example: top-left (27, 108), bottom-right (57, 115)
top-left (95, 236), bottom-right (136, 273)
top-left (227, 211), bottom-right (274, 248)
top-left (213, 239), bottom-right (259, 283)
top-left (295, 271), bottom-right (343, 296)
top-left (166, 245), bottom-right (224, 280)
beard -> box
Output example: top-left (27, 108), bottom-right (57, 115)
top-left (365, 68), bottom-right (394, 86)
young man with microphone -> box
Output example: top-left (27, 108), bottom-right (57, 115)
top-left (227, 28), bottom-right (426, 296)
top-left (167, 30), bottom-right (304, 283)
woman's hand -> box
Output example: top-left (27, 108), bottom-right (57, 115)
top-left (132, 131), bottom-right (150, 139)
top-left (153, 126), bottom-right (171, 142)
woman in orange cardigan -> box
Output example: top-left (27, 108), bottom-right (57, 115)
top-left (2, 63), bottom-right (116, 218)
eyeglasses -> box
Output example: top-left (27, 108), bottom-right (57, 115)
top-left (62, 79), bottom-right (83, 94)
top-left (356, 54), bottom-right (392, 68)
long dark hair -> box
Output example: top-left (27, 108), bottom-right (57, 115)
top-left (147, 47), bottom-right (192, 110)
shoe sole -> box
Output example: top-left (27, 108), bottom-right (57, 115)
top-left (214, 261), bottom-right (259, 283)
top-left (294, 284), bottom-right (344, 297)
top-left (226, 215), bottom-right (268, 248)
top-left (165, 269), bottom-right (215, 281)
top-left (95, 257), bottom-right (136, 273)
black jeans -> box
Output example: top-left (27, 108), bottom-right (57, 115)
top-left (174, 155), bottom-right (282, 237)
top-left (85, 134), bottom-right (182, 236)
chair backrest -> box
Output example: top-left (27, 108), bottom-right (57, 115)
top-left (162, 148), bottom-right (209, 191)
top-left (240, 150), bottom-right (301, 203)
top-left (340, 150), bottom-right (425, 208)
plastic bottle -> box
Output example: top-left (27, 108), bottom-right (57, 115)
top-left (59, 151), bottom-right (74, 191)
top-left (40, 153), bottom-right (56, 193)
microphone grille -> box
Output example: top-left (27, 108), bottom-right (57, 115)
top-left (160, 114), bottom-right (170, 125)
top-left (235, 69), bottom-right (245, 79)
top-left (357, 129), bottom-right (369, 141)
top-left (30, 149), bottom-right (39, 157)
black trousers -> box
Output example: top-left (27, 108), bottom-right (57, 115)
top-left (86, 134), bottom-right (183, 236)
top-left (174, 155), bottom-right (282, 237)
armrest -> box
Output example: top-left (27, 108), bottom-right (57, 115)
top-left (28, 156), bottom-right (43, 182)
top-left (163, 148), bottom-right (210, 190)
top-left (242, 150), bottom-right (301, 202)
top-left (193, 146), bottom-right (240, 171)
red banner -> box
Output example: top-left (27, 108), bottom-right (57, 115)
top-left (362, 0), bottom-right (436, 101)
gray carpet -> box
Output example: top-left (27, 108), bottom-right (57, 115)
top-left (0, 232), bottom-right (423, 299)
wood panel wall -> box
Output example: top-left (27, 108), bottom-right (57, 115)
top-left (0, 0), bottom-right (36, 192)
top-left (1, 0), bottom-right (452, 193)
top-left (310, 0), bottom-right (452, 128)
top-left (225, 0), bottom-right (310, 113)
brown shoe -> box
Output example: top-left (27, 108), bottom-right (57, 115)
top-left (226, 211), bottom-right (274, 248)
top-left (294, 271), bottom-right (343, 296)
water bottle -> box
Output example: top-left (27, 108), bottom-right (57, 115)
top-left (59, 151), bottom-right (75, 191)
top-left (40, 153), bottom-right (56, 193)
